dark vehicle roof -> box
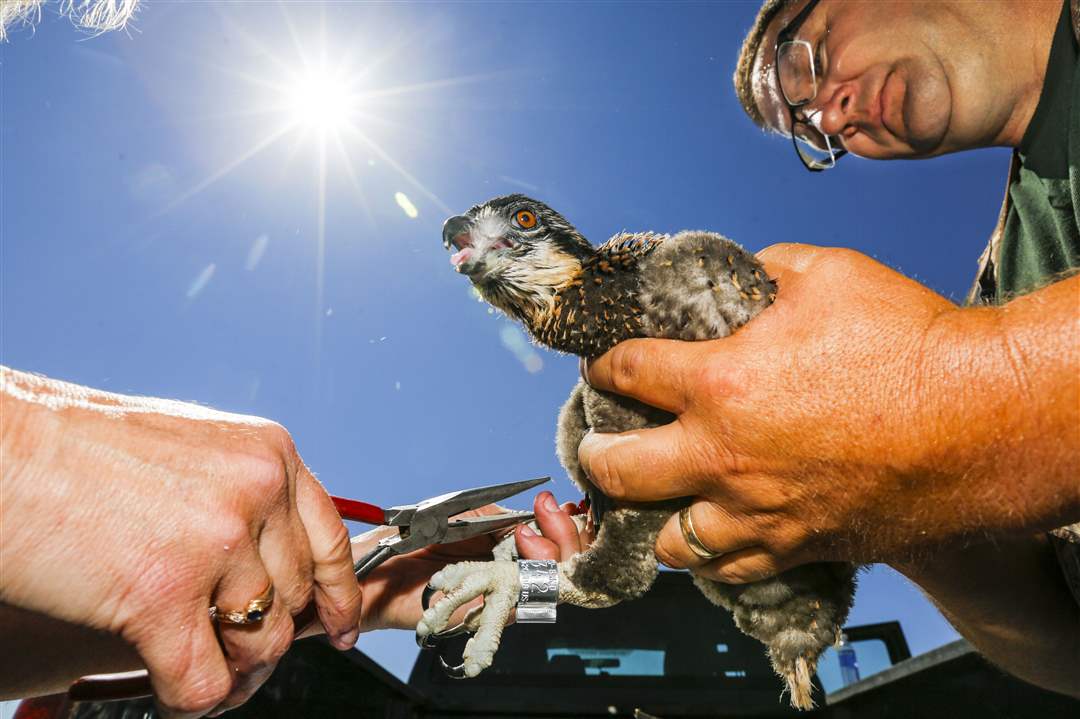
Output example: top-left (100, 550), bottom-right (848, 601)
top-left (410, 571), bottom-right (816, 717)
top-left (54, 571), bottom-right (1080, 719)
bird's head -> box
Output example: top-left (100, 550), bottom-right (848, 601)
top-left (442, 194), bottom-right (594, 324)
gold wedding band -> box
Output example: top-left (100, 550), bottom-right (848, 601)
top-left (209, 583), bottom-right (275, 625)
top-left (679, 506), bottom-right (723, 560)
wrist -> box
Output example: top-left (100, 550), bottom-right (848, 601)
top-left (908, 298), bottom-right (1079, 537)
top-left (1, 368), bottom-right (61, 499)
top-left (0, 369), bottom-right (68, 606)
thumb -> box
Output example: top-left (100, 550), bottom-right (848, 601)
top-left (583, 338), bottom-right (704, 414)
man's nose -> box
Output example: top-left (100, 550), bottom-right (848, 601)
top-left (816, 83), bottom-right (856, 137)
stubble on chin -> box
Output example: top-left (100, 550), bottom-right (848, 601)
top-left (898, 57), bottom-right (952, 156)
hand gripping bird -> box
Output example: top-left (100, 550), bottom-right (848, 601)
top-left (421, 194), bottom-right (858, 709)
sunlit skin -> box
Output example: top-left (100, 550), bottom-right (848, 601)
top-left (0, 368), bottom-right (587, 709)
top-left (577, 246), bottom-right (1080, 696)
top-left (562, 1), bottom-right (1080, 697)
top-left (751, 0), bottom-right (1061, 158)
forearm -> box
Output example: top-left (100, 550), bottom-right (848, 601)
top-left (893, 279), bottom-right (1080, 697)
top-left (897, 533), bottom-right (1080, 698)
top-left (912, 275), bottom-right (1080, 540)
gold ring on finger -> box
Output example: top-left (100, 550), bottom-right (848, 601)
top-left (209, 582), bottom-right (275, 625)
top-left (679, 506), bottom-right (723, 560)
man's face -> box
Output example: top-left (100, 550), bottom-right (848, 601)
top-left (752, 0), bottom-right (1000, 160)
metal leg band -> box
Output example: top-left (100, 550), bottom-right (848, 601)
top-left (516, 559), bottom-right (558, 624)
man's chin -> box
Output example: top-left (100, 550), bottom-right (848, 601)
top-left (900, 66), bottom-right (951, 156)
top-left (904, 124), bottom-right (948, 157)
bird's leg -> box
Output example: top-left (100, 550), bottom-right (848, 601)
top-left (416, 516), bottom-right (587, 677)
top-left (559, 502), bottom-right (683, 606)
top-left (418, 502), bottom-right (683, 678)
top-left (418, 560), bottom-right (521, 677)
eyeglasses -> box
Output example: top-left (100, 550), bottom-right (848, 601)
top-left (775, 0), bottom-right (847, 172)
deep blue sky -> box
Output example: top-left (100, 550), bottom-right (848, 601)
top-left (2, 1), bottom-right (1012, 683)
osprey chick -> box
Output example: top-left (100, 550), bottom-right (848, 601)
top-left (423, 194), bottom-right (858, 709)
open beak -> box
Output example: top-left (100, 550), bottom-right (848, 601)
top-left (442, 215), bottom-right (475, 270)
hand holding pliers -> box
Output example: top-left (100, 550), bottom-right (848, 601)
top-left (68, 476), bottom-right (548, 702)
top-left (332, 475), bottom-right (549, 579)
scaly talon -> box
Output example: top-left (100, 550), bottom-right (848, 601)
top-left (416, 559), bottom-right (523, 677)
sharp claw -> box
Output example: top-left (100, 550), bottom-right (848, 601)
top-left (422, 584), bottom-right (438, 611)
top-left (435, 623), bottom-right (470, 640)
top-left (440, 656), bottom-right (468, 679)
top-left (417, 622), bottom-right (470, 648)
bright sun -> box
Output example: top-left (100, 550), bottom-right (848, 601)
top-left (286, 68), bottom-right (353, 132)
top-left (167, 13), bottom-right (477, 352)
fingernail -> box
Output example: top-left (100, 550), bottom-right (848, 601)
top-left (519, 525), bottom-right (536, 538)
top-left (542, 493), bottom-right (559, 512)
top-left (579, 357), bottom-right (590, 384)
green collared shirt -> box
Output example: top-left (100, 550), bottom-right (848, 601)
top-left (968, 0), bottom-right (1080, 610)
top-left (995, 0), bottom-right (1080, 300)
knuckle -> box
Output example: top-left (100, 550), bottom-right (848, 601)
top-left (584, 447), bottom-right (624, 498)
top-left (313, 519), bottom-right (354, 569)
top-left (712, 562), bottom-right (753, 585)
top-left (609, 342), bottom-right (644, 394)
top-left (756, 242), bottom-right (816, 268)
top-left (756, 242), bottom-right (800, 261)
top-left (209, 517), bottom-right (251, 551)
top-left (246, 455), bottom-right (290, 500)
top-left (255, 421), bottom-right (301, 472)
top-left (260, 421), bottom-right (295, 452)
top-left (813, 246), bottom-right (861, 276)
top-left (655, 535), bottom-right (689, 569)
top-left (327, 584), bottom-right (364, 623)
top-left (325, 521), bottom-right (353, 560)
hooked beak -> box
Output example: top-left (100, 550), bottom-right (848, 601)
top-left (442, 215), bottom-right (477, 272)
top-left (442, 215), bottom-right (470, 251)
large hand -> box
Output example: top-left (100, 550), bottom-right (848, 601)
top-left (1, 369), bottom-right (361, 717)
top-left (355, 490), bottom-right (590, 631)
top-left (578, 244), bottom-right (1078, 584)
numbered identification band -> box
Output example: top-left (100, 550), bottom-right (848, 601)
top-left (516, 559), bottom-right (558, 623)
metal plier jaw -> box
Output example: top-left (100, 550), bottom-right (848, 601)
top-left (348, 476), bottom-right (550, 579)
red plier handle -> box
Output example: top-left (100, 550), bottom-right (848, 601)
top-left (330, 495), bottom-right (387, 525)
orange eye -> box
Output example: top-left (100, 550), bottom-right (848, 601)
top-left (514, 209), bottom-right (537, 229)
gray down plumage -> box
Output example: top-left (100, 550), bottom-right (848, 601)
top-left (429, 195), bottom-right (858, 709)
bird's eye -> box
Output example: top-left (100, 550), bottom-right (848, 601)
top-left (513, 209), bottom-right (537, 229)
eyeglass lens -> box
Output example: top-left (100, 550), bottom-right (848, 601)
top-left (794, 115), bottom-right (832, 155)
top-left (777, 41), bottom-right (842, 168)
top-left (776, 40), bottom-right (816, 106)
